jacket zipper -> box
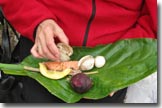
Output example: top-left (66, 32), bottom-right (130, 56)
top-left (82, 0), bottom-right (96, 46)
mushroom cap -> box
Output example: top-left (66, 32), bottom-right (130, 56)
top-left (78, 55), bottom-right (95, 71)
top-left (57, 43), bottom-right (73, 56)
top-left (59, 52), bottom-right (70, 62)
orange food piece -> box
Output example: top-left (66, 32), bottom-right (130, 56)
top-left (44, 61), bottom-right (79, 71)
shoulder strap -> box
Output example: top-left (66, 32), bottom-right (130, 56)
top-left (0, 10), bottom-right (11, 63)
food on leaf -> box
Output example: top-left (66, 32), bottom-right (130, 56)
top-left (78, 55), bottom-right (95, 71)
top-left (57, 43), bottom-right (73, 61)
top-left (59, 53), bottom-right (70, 62)
top-left (94, 56), bottom-right (106, 68)
top-left (44, 61), bottom-right (79, 71)
top-left (39, 63), bottom-right (71, 79)
top-left (70, 73), bottom-right (93, 93)
top-left (57, 43), bottom-right (73, 56)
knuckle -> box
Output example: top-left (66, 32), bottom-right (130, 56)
top-left (30, 48), bottom-right (36, 55)
top-left (30, 48), bottom-right (34, 54)
top-left (45, 25), bottom-right (52, 31)
top-left (36, 34), bottom-right (42, 39)
top-left (56, 28), bottom-right (63, 34)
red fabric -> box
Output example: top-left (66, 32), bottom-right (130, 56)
top-left (0, 0), bottom-right (157, 47)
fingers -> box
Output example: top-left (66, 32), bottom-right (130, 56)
top-left (30, 43), bottom-right (42, 59)
top-left (39, 31), bottom-right (59, 60)
top-left (43, 26), bottom-right (60, 58)
top-left (30, 19), bottom-right (69, 61)
top-left (54, 28), bottom-right (69, 45)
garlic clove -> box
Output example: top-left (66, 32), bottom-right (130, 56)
top-left (78, 55), bottom-right (95, 71)
top-left (94, 56), bottom-right (106, 68)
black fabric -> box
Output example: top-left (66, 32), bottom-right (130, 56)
top-left (0, 10), bottom-right (11, 63)
top-left (0, 10), bottom-right (23, 103)
top-left (0, 76), bottom-right (15, 102)
top-left (0, 76), bottom-right (24, 102)
top-left (10, 36), bottom-right (127, 103)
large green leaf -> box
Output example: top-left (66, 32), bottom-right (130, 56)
top-left (0, 38), bottom-right (157, 103)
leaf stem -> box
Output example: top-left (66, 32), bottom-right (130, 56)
top-left (23, 66), bottom-right (98, 75)
top-left (0, 63), bottom-right (23, 70)
top-left (24, 66), bottom-right (40, 72)
top-left (84, 71), bottom-right (98, 75)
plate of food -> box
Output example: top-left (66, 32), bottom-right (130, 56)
top-left (0, 38), bottom-right (157, 103)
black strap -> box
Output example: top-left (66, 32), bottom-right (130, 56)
top-left (0, 16), bottom-right (11, 63)
top-left (0, 8), bottom-right (4, 24)
top-left (0, 10), bottom-right (20, 63)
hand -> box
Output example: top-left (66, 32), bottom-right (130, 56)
top-left (31, 19), bottom-right (69, 61)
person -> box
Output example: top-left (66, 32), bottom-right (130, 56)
top-left (0, 0), bottom-right (157, 103)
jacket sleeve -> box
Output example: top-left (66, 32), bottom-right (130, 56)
top-left (123, 0), bottom-right (157, 39)
top-left (0, 0), bottom-right (57, 41)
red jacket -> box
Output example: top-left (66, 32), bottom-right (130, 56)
top-left (0, 0), bottom-right (157, 47)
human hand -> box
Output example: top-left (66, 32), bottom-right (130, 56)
top-left (31, 19), bottom-right (69, 61)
